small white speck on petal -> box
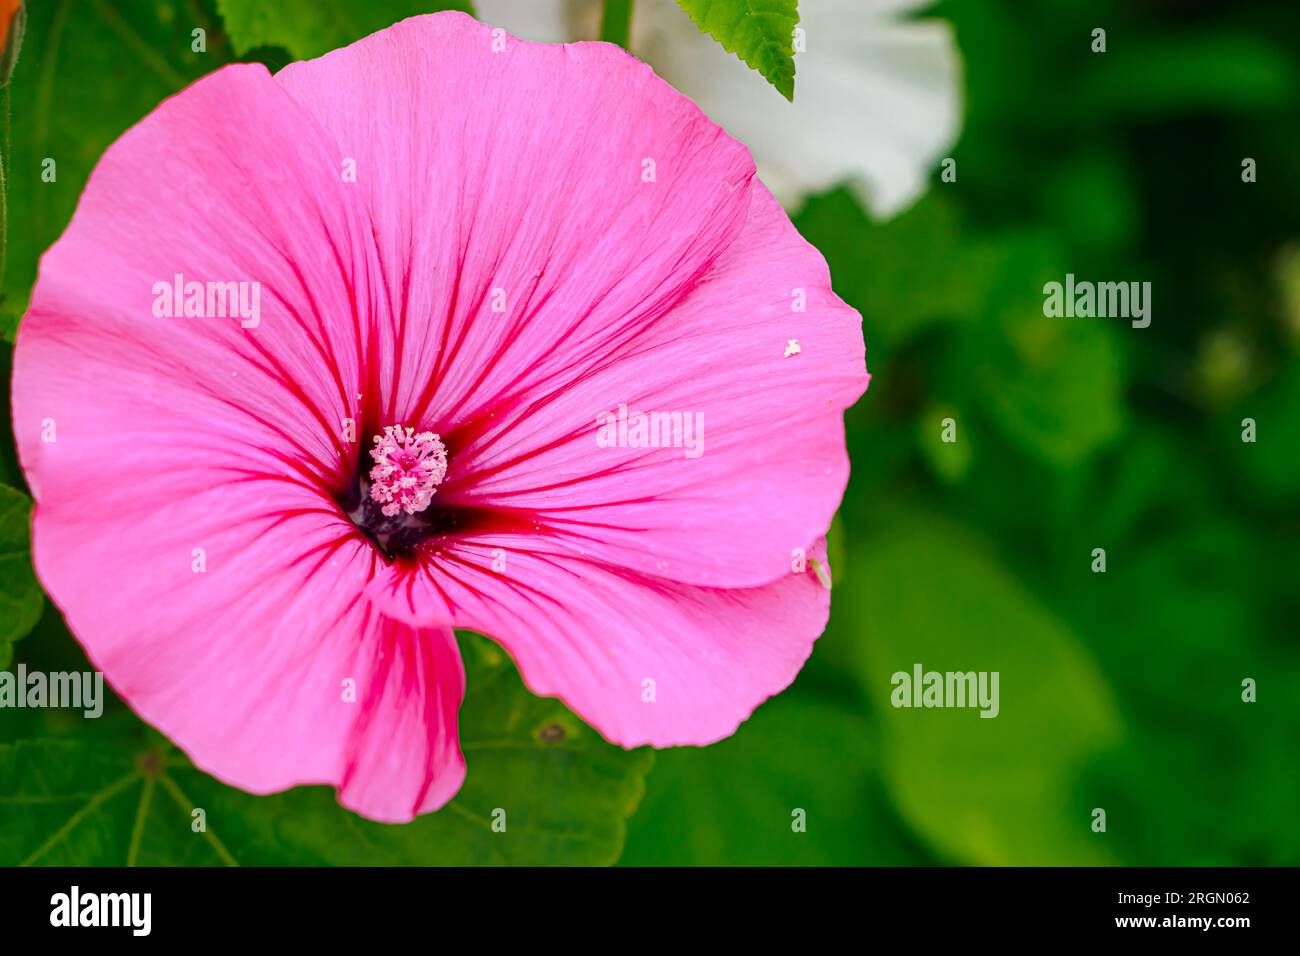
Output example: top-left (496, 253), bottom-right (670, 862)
top-left (784, 339), bottom-right (801, 358)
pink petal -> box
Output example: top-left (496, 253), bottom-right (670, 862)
top-left (12, 64), bottom-right (462, 822)
top-left (401, 537), bottom-right (832, 748)
top-left (437, 186), bottom-right (866, 588)
top-left (13, 12), bottom-right (866, 816)
top-left (274, 13), bottom-right (866, 589)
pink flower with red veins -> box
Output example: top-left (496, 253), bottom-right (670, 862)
top-left (11, 12), bottom-right (868, 822)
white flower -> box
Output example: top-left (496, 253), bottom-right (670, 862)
top-left (476, 0), bottom-right (963, 219)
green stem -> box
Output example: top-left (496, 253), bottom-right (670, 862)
top-left (600, 0), bottom-right (634, 49)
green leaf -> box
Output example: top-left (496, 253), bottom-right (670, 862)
top-left (0, 484), bottom-right (43, 669)
top-left (0, 633), bottom-right (653, 865)
top-left (952, 236), bottom-right (1125, 468)
top-left (215, 0), bottom-right (474, 60)
top-left (917, 401), bottom-right (972, 483)
top-left (620, 695), bottom-right (932, 865)
top-left (844, 508), bottom-right (1124, 865)
top-left (1077, 32), bottom-right (1298, 119)
top-left (794, 191), bottom-right (999, 359)
top-left (673, 0), bottom-right (799, 101)
top-left (1058, 509), bottom-right (1300, 865)
top-left (1224, 360), bottom-right (1300, 507)
top-left (795, 194), bottom-right (1125, 469)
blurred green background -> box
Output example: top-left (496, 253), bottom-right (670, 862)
top-left (1, 0), bottom-right (1298, 866)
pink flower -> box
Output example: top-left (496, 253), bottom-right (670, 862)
top-left (11, 12), bottom-right (868, 822)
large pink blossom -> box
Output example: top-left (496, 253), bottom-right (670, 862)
top-left (11, 12), bottom-right (868, 822)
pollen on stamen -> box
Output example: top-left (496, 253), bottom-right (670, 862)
top-left (368, 425), bottom-right (448, 517)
